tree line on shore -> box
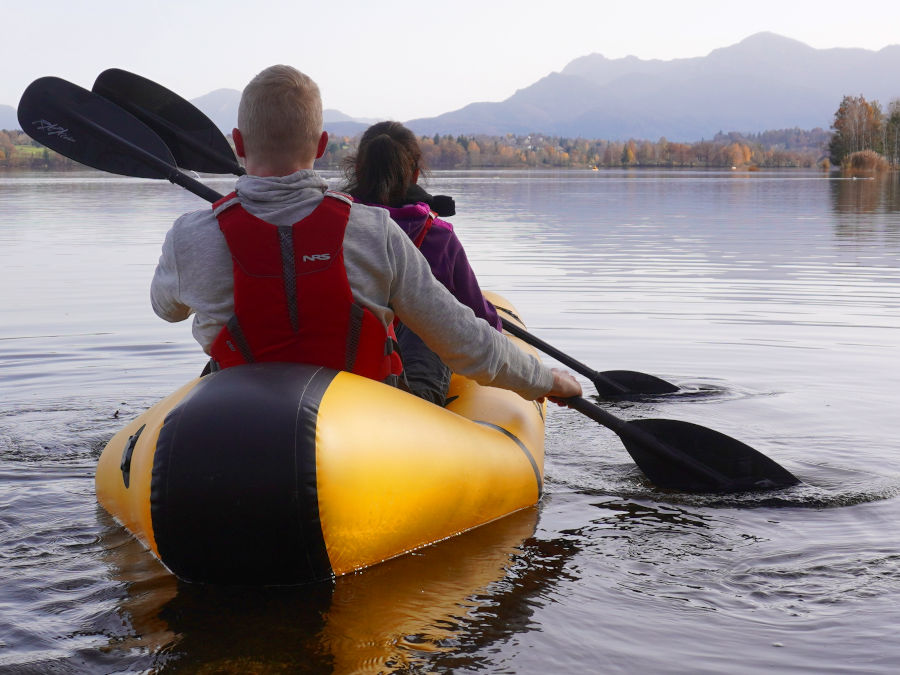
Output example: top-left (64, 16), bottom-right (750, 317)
top-left (320, 128), bottom-right (831, 171)
top-left (0, 129), bottom-right (76, 169)
top-left (3, 92), bottom-right (897, 172)
top-left (0, 126), bottom-right (831, 172)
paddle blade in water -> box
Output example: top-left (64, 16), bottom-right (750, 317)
top-left (93, 68), bottom-right (243, 175)
top-left (17, 76), bottom-right (175, 179)
top-left (624, 418), bottom-right (800, 493)
top-left (594, 370), bottom-right (680, 397)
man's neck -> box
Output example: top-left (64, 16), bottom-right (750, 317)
top-left (243, 161), bottom-right (314, 177)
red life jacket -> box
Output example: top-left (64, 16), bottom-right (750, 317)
top-left (209, 190), bottom-right (403, 384)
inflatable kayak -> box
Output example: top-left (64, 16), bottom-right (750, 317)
top-left (95, 292), bottom-right (546, 584)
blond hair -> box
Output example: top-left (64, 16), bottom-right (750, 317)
top-left (237, 65), bottom-right (323, 163)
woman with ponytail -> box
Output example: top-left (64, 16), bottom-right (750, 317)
top-left (343, 121), bottom-right (501, 405)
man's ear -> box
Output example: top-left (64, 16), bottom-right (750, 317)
top-left (233, 128), bottom-right (245, 158)
top-left (315, 131), bottom-right (329, 159)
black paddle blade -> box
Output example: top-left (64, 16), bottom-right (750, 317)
top-left (17, 76), bottom-right (175, 179)
top-left (624, 418), bottom-right (800, 493)
top-left (93, 68), bottom-right (244, 175)
top-left (594, 370), bottom-right (679, 397)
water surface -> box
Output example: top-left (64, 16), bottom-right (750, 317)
top-left (2, 168), bottom-right (899, 673)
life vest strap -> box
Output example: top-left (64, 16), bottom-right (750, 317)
top-left (212, 191), bottom-right (241, 216)
top-left (412, 211), bottom-right (437, 248)
top-left (223, 315), bottom-right (255, 363)
top-left (346, 303), bottom-right (364, 372)
top-left (278, 225), bottom-right (299, 331)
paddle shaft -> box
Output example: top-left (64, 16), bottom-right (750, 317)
top-left (500, 317), bottom-right (631, 394)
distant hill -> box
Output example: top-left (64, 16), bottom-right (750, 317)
top-left (1, 104), bottom-right (17, 130)
top-left (405, 32), bottom-right (900, 140)
top-left (190, 88), bottom-right (240, 133)
top-left (189, 88), bottom-right (372, 136)
top-left (324, 120), bottom-right (370, 137)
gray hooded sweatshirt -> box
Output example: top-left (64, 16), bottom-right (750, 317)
top-left (150, 170), bottom-right (552, 400)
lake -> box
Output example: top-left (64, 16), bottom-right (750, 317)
top-left (1, 168), bottom-right (899, 673)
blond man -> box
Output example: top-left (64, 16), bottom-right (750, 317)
top-left (151, 65), bottom-right (580, 402)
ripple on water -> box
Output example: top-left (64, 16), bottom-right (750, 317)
top-left (536, 492), bottom-right (900, 624)
top-left (545, 380), bottom-right (900, 511)
top-left (0, 397), bottom-right (161, 464)
top-left (0, 466), bottom-right (122, 670)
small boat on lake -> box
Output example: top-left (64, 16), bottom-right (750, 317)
top-left (95, 292), bottom-right (546, 584)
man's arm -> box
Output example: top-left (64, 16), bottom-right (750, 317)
top-left (150, 225), bottom-right (192, 323)
top-left (385, 221), bottom-right (564, 400)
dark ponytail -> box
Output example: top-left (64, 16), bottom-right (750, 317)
top-left (343, 121), bottom-right (424, 207)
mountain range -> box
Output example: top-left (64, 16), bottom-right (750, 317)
top-left (3, 33), bottom-right (898, 141)
top-left (405, 32), bottom-right (900, 140)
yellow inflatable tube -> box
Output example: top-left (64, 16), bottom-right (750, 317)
top-left (95, 293), bottom-right (546, 584)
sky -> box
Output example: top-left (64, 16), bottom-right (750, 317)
top-left (4, 0), bottom-right (900, 121)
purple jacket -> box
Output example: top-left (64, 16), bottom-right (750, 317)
top-left (375, 202), bottom-right (501, 331)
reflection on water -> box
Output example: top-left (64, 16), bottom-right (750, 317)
top-left (831, 172), bottom-right (900, 214)
top-left (3, 169), bottom-right (900, 672)
top-left (90, 506), bottom-right (570, 673)
top-left (831, 174), bottom-right (900, 253)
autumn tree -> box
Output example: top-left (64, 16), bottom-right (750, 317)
top-left (0, 130), bottom-right (13, 163)
top-left (621, 140), bottom-right (636, 165)
top-left (655, 137), bottom-right (669, 165)
top-left (418, 136), bottom-right (439, 167)
top-left (829, 95), bottom-right (883, 165)
top-left (636, 141), bottom-right (656, 166)
top-left (719, 142), bottom-right (751, 167)
top-left (885, 99), bottom-right (900, 167)
top-left (693, 140), bottom-right (716, 165)
top-left (466, 139), bottom-right (481, 167)
top-left (436, 137), bottom-right (466, 168)
top-left (601, 142), bottom-right (619, 167)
